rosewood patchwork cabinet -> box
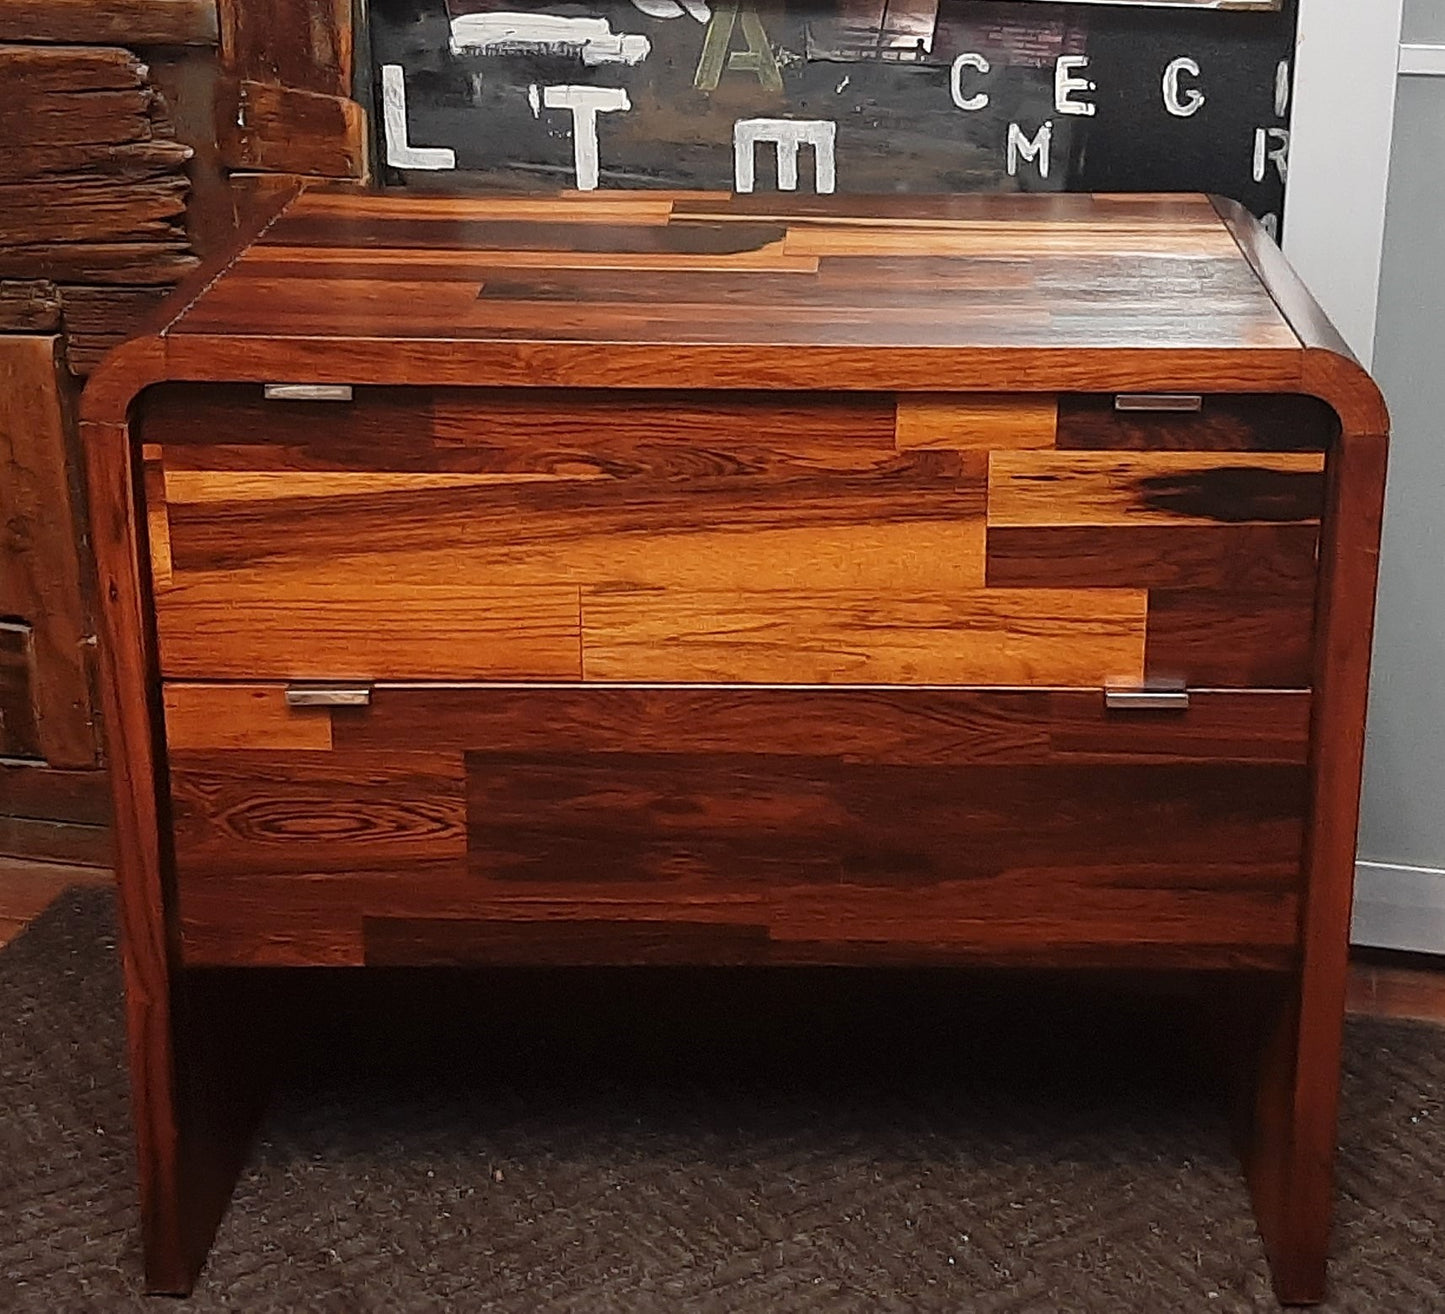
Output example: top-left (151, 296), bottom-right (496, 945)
top-left (81, 189), bottom-right (1388, 1301)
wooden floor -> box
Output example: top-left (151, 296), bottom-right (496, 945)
top-left (1, 857), bottom-right (1442, 1025)
top-left (0, 857), bottom-right (112, 947)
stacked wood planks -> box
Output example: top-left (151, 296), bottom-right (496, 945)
top-left (0, 42), bottom-right (197, 371)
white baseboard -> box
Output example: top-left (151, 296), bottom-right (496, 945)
top-left (1352, 861), bottom-right (1445, 955)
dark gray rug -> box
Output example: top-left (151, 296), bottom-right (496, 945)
top-left (1, 889), bottom-right (1442, 1312)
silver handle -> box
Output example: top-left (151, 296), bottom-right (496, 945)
top-left (1114, 394), bottom-right (1203, 413)
top-left (1400, 44), bottom-right (1445, 77)
top-left (264, 384), bottom-right (355, 402)
top-left (1104, 689), bottom-right (1191, 712)
top-left (284, 683), bottom-right (373, 708)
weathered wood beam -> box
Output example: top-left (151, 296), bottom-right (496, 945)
top-left (0, 281), bottom-right (62, 333)
top-left (0, 179), bottom-right (189, 246)
top-left (0, 244), bottom-right (199, 285)
top-left (0, 0), bottom-right (218, 47)
top-left (0, 336), bottom-right (98, 767)
top-left (0, 42), bottom-right (147, 91)
top-left (0, 138), bottom-right (193, 186)
top-left (61, 285), bottom-right (173, 373)
top-left (216, 78), bottom-right (366, 178)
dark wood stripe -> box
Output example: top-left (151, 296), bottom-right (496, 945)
top-left (985, 523), bottom-right (1319, 592)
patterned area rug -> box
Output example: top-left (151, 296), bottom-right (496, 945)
top-left (2, 889), bottom-right (1442, 1312)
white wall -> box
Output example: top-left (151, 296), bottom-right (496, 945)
top-left (1284, 0), bottom-right (1404, 365)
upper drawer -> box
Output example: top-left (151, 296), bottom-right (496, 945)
top-left (139, 385), bottom-right (1329, 687)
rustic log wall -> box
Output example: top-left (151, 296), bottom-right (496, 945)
top-left (0, 43), bottom-right (196, 371)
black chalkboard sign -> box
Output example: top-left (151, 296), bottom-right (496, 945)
top-left (366, 0), bottom-right (1294, 230)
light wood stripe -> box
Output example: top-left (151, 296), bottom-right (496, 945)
top-left (580, 587), bottom-right (1147, 686)
top-left (896, 394), bottom-right (1057, 451)
top-left (164, 683), bottom-right (333, 751)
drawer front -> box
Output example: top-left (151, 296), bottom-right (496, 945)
top-left (164, 683), bottom-right (1309, 970)
top-left (141, 385), bottom-right (1327, 688)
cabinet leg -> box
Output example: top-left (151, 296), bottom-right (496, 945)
top-left (1237, 975), bottom-right (1343, 1306)
top-left (130, 970), bottom-right (271, 1295)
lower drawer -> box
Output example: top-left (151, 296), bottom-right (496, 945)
top-left (163, 684), bottom-right (1311, 970)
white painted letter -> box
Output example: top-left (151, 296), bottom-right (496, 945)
top-left (631, 0), bottom-right (711, 20)
top-left (734, 118), bottom-right (836, 194)
top-left (1054, 55), bottom-right (1095, 117)
top-left (1274, 59), bottom-right (1291, 117)
top-left (1162, 57), bottom-right (1205, 118)
top-left (381, 64), bottom-right (456, 170)
top-left (950, 52), bottom-right (990, 111)
top-left (542, 85), bottom-right (631, 190)
top-left (1253, 126), bottom-right (1290, 183)
top-left (451, 13), bottom-right (651, 66)
top-left (1007, 121), bottom-right (1053, 180)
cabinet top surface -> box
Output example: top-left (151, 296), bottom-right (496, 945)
top-left (158, 189), bottom-right (1302, 354)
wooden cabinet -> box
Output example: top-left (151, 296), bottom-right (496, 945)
top-left (81, 189), bottom-right (1388, 1303)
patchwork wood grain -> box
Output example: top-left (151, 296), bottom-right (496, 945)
top-left (580, 587), bottom-right (1147, 686)
top-left (1057, 395), bottom-right (1339, 453)
top-left (159, 468), bottom-right (981, 574)
top-left (140, 191), bottom-right (1304, 354)
top-left (142, 376), bottom-right (1325, 688)
top-left (976, 450), bottom-right (1323, 686)
top-left (144, 387), bottom-right (1000, 681)
top-left (155, 576), bottom-right (582, 681)
top-left (166, 684), bottom-right (1308, 970)
top-left (987, 451), bottom-right (1326, 527)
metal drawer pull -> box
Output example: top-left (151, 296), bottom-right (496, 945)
top-left (284, 683), bottom-right (373, 708)
top-left (1114, 394), bottom-right (1203, 413)
top-left (1104, 689), bottom-right (1191, 712)
top-left (1399, 43), bottom-right (1445, 77)
top-left (263, 383), bottom-right (355, 403)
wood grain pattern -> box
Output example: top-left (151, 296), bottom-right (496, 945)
top-left (1057, 394), bottom-right (1338, 453)
top-left (0, 758), bottom-right (110, 827)
top-left (0, 278), bottom-right (61, 330)
top-left (172, 750), bottom-right (466, 876)
top-left (83, 405), bottom-right (264, 1298)
top-left (154, 576), bottom-right (582, 681)
top-left (1145, 589), bottom-right (1316, 689)
top-left (0, 337), bottom-right (96, 766)
top-left (140, 379), bottom-right (1323, 689)
top-left (986, 452), bottom-right (1326, 527)
top-left (164, 684), bottom-right (1307, 971)
top-left (219, 0), bottom-right (349, 98)
top-left (140, 190), bottom-right (1303, 358)
top-left (0, 0), bottom-right (218, 45)
top-left (985, 523), bottom-right (1320, 593)
top-left (215, 79), bottom-right (365, 180)
top-left (323, 685), bottom-right (1312, 766)
top-left (895, 394), bottom-right (1057, 451)
top-left (1209, 191), bottom-right (1393, 1304)
top-left (580, 587), bottom-right (1147, 686)
top-left (0, 42), bottom-right (197, 371)
top-left (163, 682), bottom-right (332, 751)
top-left (144, 386), bottom-right (1007, 681)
